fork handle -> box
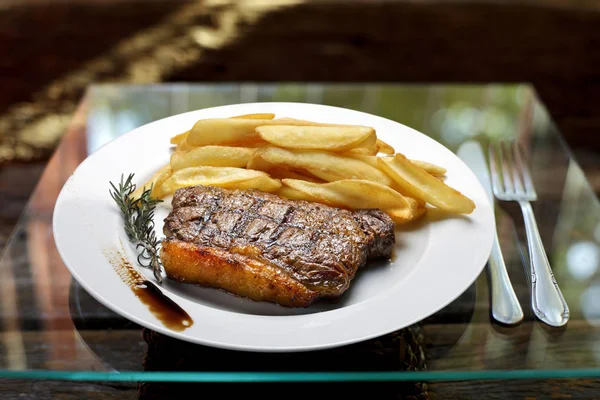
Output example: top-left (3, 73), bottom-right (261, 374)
top-left (519, 201), bottom-right (569, 327)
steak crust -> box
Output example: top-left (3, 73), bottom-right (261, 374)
top-left (160, 240), bottom-right (319, 307)
top-left (160, 185), bottom-right (395, 307)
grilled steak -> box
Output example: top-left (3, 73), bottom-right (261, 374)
top-left (160, 185), bottom-right (395, 307)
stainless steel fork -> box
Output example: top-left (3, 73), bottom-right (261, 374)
top-left (489, 141), bottom-right (569, 327)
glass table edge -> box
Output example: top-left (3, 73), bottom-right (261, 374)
top-left (1, 369), bottom-right (600, 382)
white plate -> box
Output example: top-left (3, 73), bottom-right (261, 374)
top-left (53, 102), bottom-right (494, 352)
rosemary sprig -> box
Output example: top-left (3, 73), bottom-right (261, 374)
top-left (109, 173), bottom-right (164, 283)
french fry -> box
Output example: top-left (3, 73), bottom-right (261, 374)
top-left (256, 125), bottom-right (375, 153)
top-left (324, 153), bottom-right (427, 203)
top-left (344, 131), bottom-right (379, 155)
top-left (187, 118), bottom-right (374, 147)
top-left (224, 175), bottom-right (281, 192)
top-left (187, 118), bottom-right (271, 147)
top-left (344, 145), bottom-right (378, 156)
top-left (275, 186), bottom-right (316, 202)
top-left (230, 113), bottom-right (275, 120)
top-left (131, 164), bottom-right (172, 200)
top-left (270, 118), bottom-right (361, 128)
top-left (246, 150), bottom-right (274, 171)
top-left (384, 207), bottom-right (413, 224)
top-left (170, 131), bottom-right (189, 145)
top-left (248, 152), bottom-right (325, 183)
top-left (376, 139), bottom-right (395, 154)
top-left (170, 146), bottom-right (255, 170)
top-left (175, 139), bottom-right (195, 153)
top-left (281, 179), bottom-right (412, 210)
top-left (267, 166), bottom-right (325, 183)
top-left (377, 154), bottom-right (475, 214)
top-left (410, 160), bottom-right (447, 177)
top-left (344, 154), bottom-right (378, 167)
top-left (385, 206), bottom-right (426, 224)
top-left (414, 207), bottom-right (427, 219)
top-left (254, 147), bottom-right (394, 186)
top-left (347, 154), bottom-right (447, 177)
top-left (306, 164), bottom-right (390, 186)
top-left (236, 140), bottom-right (271, 148)
top-left (159, 167), bottom-right (274, 197)
top-left (405, 196), bottom-right (420, 210)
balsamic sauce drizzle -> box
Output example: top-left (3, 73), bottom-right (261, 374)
top-left (106, 250), bottom-right (193, 331)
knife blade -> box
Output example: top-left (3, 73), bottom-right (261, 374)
top-left (457, 141), bottom-right (495, 203)
top-left (457, 140), bottom-right (523, 325)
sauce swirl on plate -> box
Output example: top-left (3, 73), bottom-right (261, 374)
top-left (105, 249), bottom-right (193, 331)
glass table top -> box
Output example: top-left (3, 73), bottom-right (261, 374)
top-left (1, 83), bottom-right (599, 383)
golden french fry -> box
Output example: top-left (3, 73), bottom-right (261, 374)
top-left (270, 118), bottom-right (362, 128)
top-left (346, 156), bottom-right (445, 205)
top-left (384, 207), bottom-right (414, 224)
top-left (170, 146), bottom-right (255, 170)
top-left (131, 164), bottom-right (172, 200)
top-left (246, 150), bottom-right (273, 171)
top-left (306, 163), bottom-right (389, 186)
top-left (238, 140), bottom-right (271, 148)
top-left (414, 207), bottom-right (427, 219)
top-left (344, 146), bottom-right (378, 156)
top-left (377, 154), bottom-right (475, 214)
top-left (385, 206), bottom-right (426, 224)
top-left (230, 113), bottom-right (275, 120)
top-left (281, 179), bottom-right (411, 210)
top-left (355, 129), bottom-right (377, 147)
top-left (410, 160), bottom-right (446, 177)
top-left (376, 139), bottom-right (395, 154)
top-left (188, 118), bottom-right (374, 147)
top-left (344, 154), bottom-right (378, 167)
top-left (223, 175), bottom-right (281, 192)
top-left (267, 166), bottom-right (325, 183)
top-left (275, 186), bottom-right (317, 202)
top-left (256, 125), bottom-right (375, 153)
top-left (187, 118), bottom-right (270, 147)
top-left (344, 132), bottom-right (378, 155)
top-left (405, 197), bottom-right (420, 210)
top-left (175, 139), bottom-right (195, 153)
top-left (170, 131), bottom-right (189, 145)
top-left (255, 147), bottom-right (394, 186)
top-left (410, 195), bottom-right (426, 208)
top-left (248, 151), bottom-right (324, 183)
top-left (347, 154), bottom-right (446, 177)
top-left (159, 167), bottom-right (272, 197)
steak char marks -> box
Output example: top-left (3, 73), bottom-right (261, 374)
top-left (161, 185), bottom-right (395, 307)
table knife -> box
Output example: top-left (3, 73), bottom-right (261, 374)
top-left (457, 140), bottom-right (524, 325)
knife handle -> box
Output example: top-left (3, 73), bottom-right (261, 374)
top-left (488, 230), bottom-right (523, 325)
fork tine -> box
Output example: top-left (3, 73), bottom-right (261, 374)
top-left (508, 142), bottom-right (526, 196)
top-left (513, 142), bottom-right (537, 197)
top-left (488, 142), bottom-right (504, 196)
top-left (499, 140), bottom-right (515, 194)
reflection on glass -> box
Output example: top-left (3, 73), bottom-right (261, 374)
top-left (594, 223), bottom-right (600, 243)
top-left (581, 283), bottom-right (600, 326)
top-left (439, 104), bottom-right (482, 145)
top-left (567, 241), bottom-right (600, 280)
top-left (86, 103), bottom-right (114, 154)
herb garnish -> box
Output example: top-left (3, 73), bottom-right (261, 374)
top-left (109, 173), bottom-right (164, 283)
